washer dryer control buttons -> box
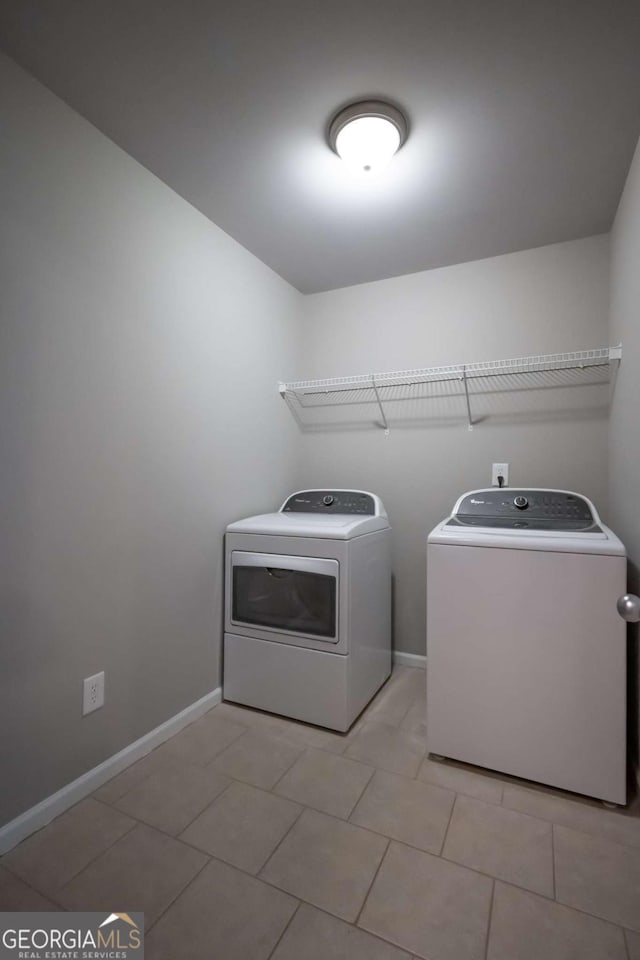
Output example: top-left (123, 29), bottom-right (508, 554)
top-left (283, 491), bottom-right (376, 515)
top-left (514, 496), bottom-right (529, 510)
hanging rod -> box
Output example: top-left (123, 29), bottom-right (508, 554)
top-left (279, 346), bottom-right (621, 431)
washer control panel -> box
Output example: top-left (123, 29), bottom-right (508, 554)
top-left (282, 490), bottom-right (375, 515)
top-left (447, 489), bottom-right (599, 531)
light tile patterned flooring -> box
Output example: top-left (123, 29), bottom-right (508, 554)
top-left (2, 666), bottom-right (640, 959)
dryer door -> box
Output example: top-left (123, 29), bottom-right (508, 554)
top-left (231, 552), bottom-right (339, 642)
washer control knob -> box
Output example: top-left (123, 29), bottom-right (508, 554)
top-left (323, 495), bottom-right (335, 506)
top-left (514, 495), bottom-right (529, 510)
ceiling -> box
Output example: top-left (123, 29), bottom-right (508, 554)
top-left (1, 1), bottom-right (640, 294)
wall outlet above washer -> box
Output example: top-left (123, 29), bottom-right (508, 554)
top-left (491, 463), bottom-right (509, 487)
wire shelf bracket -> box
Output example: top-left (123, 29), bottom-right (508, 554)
top-left (279, 346), bottom-right (622, 432)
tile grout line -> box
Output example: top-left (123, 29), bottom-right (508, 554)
top-left (483, 879), bottom-right (496, 960)
top-left (271, 769), bottom-right (377, 824)
top-left (414, 765), bottom-right (505, 804)
top-left (505, 810), bottom-right (640, 852)
top-left (50, 805), bottom-right (139, 897)
top-left (158, 708), bottom-right (249, 769)
top-left (143, 854), bottom-right (212, 936)
top-left (215, 701), bottom-right (359, 755)
top-left (92, 717), bottom-right (250, 806)
top-left (256, 804), bottom-right (308, 880)
top-left (0, 867), bottom-right (70, 911)
top-left (267, 747), bottom-right (314, 794)
top-left (94, 749), bottom-right (168, 805)
top-left (95, 776), bottom-right (303, 878)
top-left (353, 837), bottom-right (391, 928)
top-left (438, 790), bottom-right (459, 857)
top-left (171, 777), bottom-right (238, 838)
top-left (265, 899), bottom-right (303, 960)
top-left (342, 804), bottom-right (454, 852)
top-left (201, 725), bottom-right (252, 769)
top-left (106, 752), bottom-right (239, 833)
top-left (483, 874), bottom-right (640, 934)
top-left (343, 762), bottom-right (377, 821)
top-left (265, 744), bottom-right (311, 794)
top-left (500, 792), bottom-right (640, 844)
top-left (276, 898), bottom-right (424, 959)
top-left (0, 808), bottom-right (139, 907)
top-left (437, 848), bottom-right (554, 901)
top-left (368, 693), bottom-right (416, 729)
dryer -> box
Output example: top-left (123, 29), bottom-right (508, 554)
top-left (426, 488), bottom-right (627, 805)
top-left (224, 489), bottom-right (391, 731)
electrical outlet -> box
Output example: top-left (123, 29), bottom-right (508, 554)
top-left (492, 462), bottom-right (509, 487)
top-left (82, 672), bottom-right (105, 716)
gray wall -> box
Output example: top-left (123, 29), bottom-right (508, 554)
top-left (297, 236), bottom-right (611, 655)
top-left (609, 135), bottom-right (640, 776)
top-left (0, 54), bottom-right (301, 826)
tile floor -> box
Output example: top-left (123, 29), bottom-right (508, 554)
top-left (2, 665), bottom-right (640, 960)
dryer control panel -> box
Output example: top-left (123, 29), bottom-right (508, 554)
top-left (447, 489), bottom-right (600, 531)
top-left (282, 490), bottom-right (375, 515)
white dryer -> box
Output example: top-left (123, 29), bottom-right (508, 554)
top-left (426, 488), bottom-right (627, 805)
top-left (224, 490), bottom-right (391, 731)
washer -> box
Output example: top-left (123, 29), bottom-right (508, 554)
top-left (224, 489), bottom-right (392, 731)
top-left (426, 488), bottom-right (627, 805)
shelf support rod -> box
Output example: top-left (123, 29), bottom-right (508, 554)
top-left (278, 382), bottom-right (305, 429)
top-left (609, 344), bottom-right (622, 403)
top-left (371, 376), bottom-right (390, 435)
top-left (462, 365), bottom-right (474, 430)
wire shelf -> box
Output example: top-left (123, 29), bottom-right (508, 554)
top-left (279, 347), bottom-right (620, 432)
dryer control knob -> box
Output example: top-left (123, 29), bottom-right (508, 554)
top-left (323, 495), bottom-right (335, 506)
top-left (514, 495), bottom-right (528, 510)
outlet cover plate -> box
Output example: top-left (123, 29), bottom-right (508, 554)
top-left (83, 671), bottom-right (105, 715)
top-left (492, 462), bottom-right (509, 487)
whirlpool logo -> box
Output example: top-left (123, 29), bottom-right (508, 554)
top-left (0, 912), bottom-right (144, 959)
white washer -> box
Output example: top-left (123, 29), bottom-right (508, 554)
top-left (427, 488), bottom-right (627, 805)
top-left (224, 489), bottom-right (392, 731)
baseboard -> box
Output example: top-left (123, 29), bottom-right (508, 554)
top-left (393, 651), bottom-right (427, 669)
top-left (0, 687), bottom-right (222, 854)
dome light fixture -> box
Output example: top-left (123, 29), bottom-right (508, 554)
top-left (328, 100), bottom-right (408, 174)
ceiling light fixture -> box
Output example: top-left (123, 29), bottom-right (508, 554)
top-left (328, 100), bottom-right (408, 174)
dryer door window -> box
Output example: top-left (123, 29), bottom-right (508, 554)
top-left (231, 552), bottom-right (338, 641)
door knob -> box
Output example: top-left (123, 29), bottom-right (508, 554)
top-left (617, 594), bottom-right (640, 623)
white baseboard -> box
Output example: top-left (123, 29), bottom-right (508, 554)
top-left (0, 687), bottom-right (222, 854)
top-left (393, 651), bottom-right (427, 669)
